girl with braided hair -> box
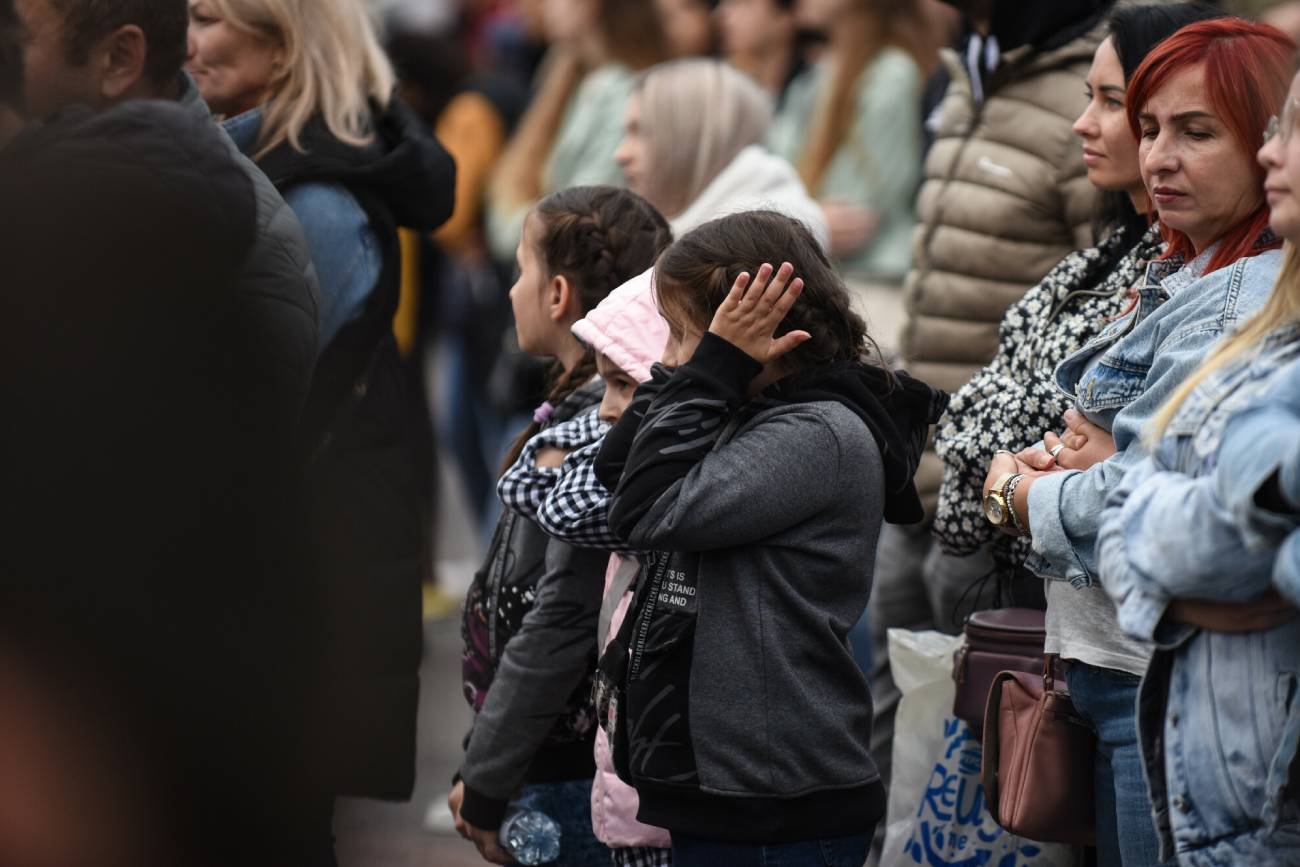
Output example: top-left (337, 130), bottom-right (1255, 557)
top-left (592, 210), bottom-right (945, 865)
top-left (452, 185), bottom-right (671, 866)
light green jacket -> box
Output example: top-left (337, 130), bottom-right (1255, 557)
top-left (486, 64), bottom-right (635, 262)
top-left (768, 48), bottom-right (922, 281)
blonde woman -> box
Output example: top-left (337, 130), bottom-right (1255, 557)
top-left (1096, 70), bottom-right (1300, 865)
top-left (485, 0), bottom-right (668, 262)
top-left (613, 58), bottom-right (828, 247)
top-left (186, 0), bottom-right (455, 816)
top-left (768, 0), bottom-right (933, 281)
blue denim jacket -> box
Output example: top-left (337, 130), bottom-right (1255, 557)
top-left (1025, 247), bottom-right (1283, 585)
top-left (223, 109), bottom-right (380, 353)
top-left (1096, 329), bottom-right (1300, 864)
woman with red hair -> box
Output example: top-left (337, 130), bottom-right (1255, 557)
top-left (1127, 17), bottom-right (1293, 274)
top-left (981, 18), bottom-right (1293, 863)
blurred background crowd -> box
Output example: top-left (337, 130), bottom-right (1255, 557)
top-left (4, 0), bottom-right (1300, 865)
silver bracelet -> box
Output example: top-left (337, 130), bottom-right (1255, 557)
top-left (1003, 473), bottom-right (1028, 536)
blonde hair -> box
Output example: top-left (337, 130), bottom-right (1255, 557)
top-left (202, 0), bottom-right (395, 158)
top-left (800, 0), bottom-right (933, 193)
top-left (1152, 243), bottom-right (1300, 438)
top-left (634, 59), bottom-right (773, 217)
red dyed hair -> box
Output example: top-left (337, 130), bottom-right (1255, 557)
top-left (1126, 18), bottom-right (1295, 274)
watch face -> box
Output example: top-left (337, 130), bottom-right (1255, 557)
top-left (984, 493), bottom-right (1005, 525)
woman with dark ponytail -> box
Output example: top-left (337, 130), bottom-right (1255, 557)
top-left (452, 185), bottom-right (671, 867)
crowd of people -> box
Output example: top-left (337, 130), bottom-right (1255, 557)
top-left (1, 0), bottom-right (1300, 866)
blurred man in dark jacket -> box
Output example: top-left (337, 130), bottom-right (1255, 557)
top-left (0, 97), bottom-right (265, 866)
top-left (14, 0), bottom-right (320, 445)
top-left (0, 0), bottom-right (21, 143)
top-left (4, 0), bottom-right (331, 861)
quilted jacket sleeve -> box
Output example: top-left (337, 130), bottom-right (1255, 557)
top-left (230, 161), bottom-right (322, 449)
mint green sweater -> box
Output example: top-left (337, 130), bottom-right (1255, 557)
top-left (486, 64), bottom-right (634, 262)
top-left (768, 48), bottom-right (922, 281)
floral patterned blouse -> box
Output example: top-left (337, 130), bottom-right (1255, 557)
top-left (932, 223), bottom-right (1164, 562)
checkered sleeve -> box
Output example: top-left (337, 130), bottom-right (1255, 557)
top-left (612, 847), bottom-right (674, 867)
top-left (535, 440), bottom-right (640, 554)
top-left (496, 408), bottom-right (610, 522)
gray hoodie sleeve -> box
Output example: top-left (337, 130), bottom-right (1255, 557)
top-left (609, 333), bottom-right (845, 551)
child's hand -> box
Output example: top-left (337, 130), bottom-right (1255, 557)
top-left (708, 262), bottom-right (810, 365)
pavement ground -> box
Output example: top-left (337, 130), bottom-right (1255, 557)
top-left (334, 431), bottom-right (490, 867)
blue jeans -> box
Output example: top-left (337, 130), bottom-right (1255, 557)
top-left (847, 608), bottom-right (871, 674)
top-left (515, 779), bottom-right (610, 867)
top-left (671, 832), bottom-right (871, 867)
top-left (1065, 661), bottom-right (1165, 867)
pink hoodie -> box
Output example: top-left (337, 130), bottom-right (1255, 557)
top-left (570, 268), bottom-right (672, 851)
top-left (570, 267), bottom-right (668, 383)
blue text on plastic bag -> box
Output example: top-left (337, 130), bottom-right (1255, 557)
top-left (902, 717), bottom-right (1047, 867)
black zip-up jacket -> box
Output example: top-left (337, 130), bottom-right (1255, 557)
top-left (459, 380), bottom-right (607, 830)
top-left (595, 334), bottom-right (944, 842)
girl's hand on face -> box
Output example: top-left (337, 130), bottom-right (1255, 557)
top-left (707, 262), bottom-right (810, 365)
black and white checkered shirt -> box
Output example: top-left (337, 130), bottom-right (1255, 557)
top-left (613, 847), bottom-right (672, 867)
top-left (497, 408), bottom-right (638, 553)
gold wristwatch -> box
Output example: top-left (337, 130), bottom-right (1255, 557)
top-left (983, 472), bottom-right (1016, 527)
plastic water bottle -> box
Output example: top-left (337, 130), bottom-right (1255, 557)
top-left (498, 807), bottom-right (562, 865)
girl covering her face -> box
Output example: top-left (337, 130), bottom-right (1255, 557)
top-left (593, 210), bottom-right (945, 867)
top-left (454, 186), bottom-right (671, 867)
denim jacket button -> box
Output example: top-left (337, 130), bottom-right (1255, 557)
top-left (1169, 712), bottom-right (1179, 728)
top-left (1173, 795), bottom-right (1190, 813)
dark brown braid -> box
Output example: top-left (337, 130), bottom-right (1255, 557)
top-left (655, 210), bottom-right (888, 373)
top-left (501, 186), bottom-right (672, 470)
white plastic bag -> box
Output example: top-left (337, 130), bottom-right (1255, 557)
top-left (878, 629), bottom-right (1078, 867)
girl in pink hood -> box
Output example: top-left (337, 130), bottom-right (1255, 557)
top-left (497, 267), bottom-right (675, 867)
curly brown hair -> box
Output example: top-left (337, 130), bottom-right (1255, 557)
top-left (654, 210), bottom-right (881, 372)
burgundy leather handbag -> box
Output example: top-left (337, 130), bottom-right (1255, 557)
top-left (951, 608), bottom-right (1045, 736)
top-left (981, 657), bottom-right (1097, 846)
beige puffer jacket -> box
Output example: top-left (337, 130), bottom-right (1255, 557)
top-left (901, 25), bottom-right (1104, 514)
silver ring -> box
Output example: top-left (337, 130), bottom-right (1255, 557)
top-left (1049, 443), bottom-right (1067, 459)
